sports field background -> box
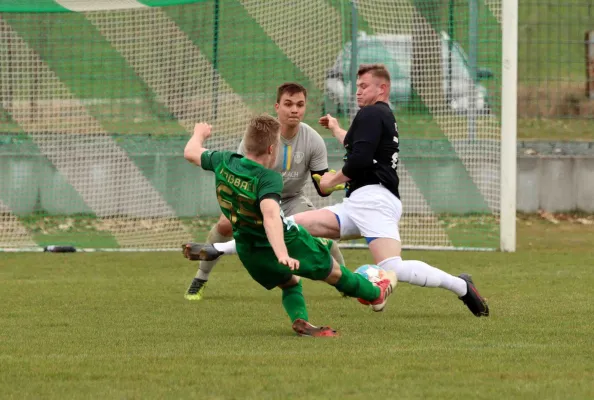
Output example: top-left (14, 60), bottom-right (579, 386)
top-left (1, 213), bottom-right (593, 399)
top-left (1, 2), bottom-right (593, 396)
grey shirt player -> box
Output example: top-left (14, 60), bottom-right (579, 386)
top-left (238, 122), bottom-right (330, 216)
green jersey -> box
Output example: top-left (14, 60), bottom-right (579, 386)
top-left (201, 150), bottom-right (299, 246)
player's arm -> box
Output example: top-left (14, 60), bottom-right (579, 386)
top-left (307, 131), bottom-right (341, 196)
top-left (311, 168), bottom-right (330, 197)
top-left (311, 169), bottom-right (345, 196)
top-left (319, 109), bottom-right (382, 192)
top-left (260, 196), bottom-right (299, 270)
top-left (319, 114), bottom-right (347, 144)
top-left (318, 169), bottom-right (350, 193)
top-left (183, 123), bottom-right (212, 167)
top-left (258, 171), bottom-right (299, 269)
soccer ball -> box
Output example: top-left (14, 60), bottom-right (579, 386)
top-left (354, 264), bottom-right (385, 283)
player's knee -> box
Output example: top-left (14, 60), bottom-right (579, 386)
top-left (278, 275), bottom-right (300, 289)
top-left (323, 259), bottom-right (342, 285)
top-left (368, 237), bottom-right (401, 265)
top-left (216, 214), bottom-right (233, 237)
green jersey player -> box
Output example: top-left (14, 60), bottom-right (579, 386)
top-left (184, 83), bottom-right (345, 301)
top-left (182, 115), bottom-right (396, 336)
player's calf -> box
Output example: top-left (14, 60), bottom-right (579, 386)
top-left (327, 262), bottom-right (397, 312)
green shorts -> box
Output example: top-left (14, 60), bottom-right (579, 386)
top-left (236, 226), bottom-right (334, 290)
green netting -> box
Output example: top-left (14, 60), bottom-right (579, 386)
top-left (0, 0), bottom-right (503, 250)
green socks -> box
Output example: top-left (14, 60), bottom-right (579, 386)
top-left (282, 266), bottom-right (380, 322)
top-left (282, 281), bottom-right (308, 322)
top-left (334, 265), bottom-right (380, 302)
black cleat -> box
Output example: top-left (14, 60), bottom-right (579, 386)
top-left (185, 278), bottom-right (207, 300)
top-left (458, 274), bottom-right (489, 317)
top-left (182, 243), bottom-right (224, 261)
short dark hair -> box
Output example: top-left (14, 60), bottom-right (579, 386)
top-left (243, 114), bottom-right (281, 156)
top-left (276, 82), bottom-right (307, 103)
top-left (357, 63), bottom-right (391, 83)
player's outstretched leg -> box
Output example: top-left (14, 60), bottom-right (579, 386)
top-left (378, 256), bottom-right (489, 317)
top-left (329, 240), bottom-right (345, 266)
top-left (278, 277), bottom-right (337, 337)
top-left (325, 261), bottom-right (397, 312)
top-left (183, 219), bottom-right (231, 300)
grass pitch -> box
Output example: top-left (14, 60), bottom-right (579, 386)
top-left (1, 216), bottom-right (594, 399)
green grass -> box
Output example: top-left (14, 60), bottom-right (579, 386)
top-left (1, 216), bottom-right (594, 399)
top-left (518, 118), bottom-right (594, 141)
top-left (519, 0), bottom-right (594, 83)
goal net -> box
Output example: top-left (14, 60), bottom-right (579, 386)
top-left (0, 0), bottom-right (510, 251)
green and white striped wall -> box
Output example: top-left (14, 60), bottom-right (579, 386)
top-left (0, 0), bottom-right (502, 250)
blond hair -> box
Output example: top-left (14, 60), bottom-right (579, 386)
top-left (358, 63), bottom-right (391, 83)
top-left (243, 114), bottom-right (281, 156)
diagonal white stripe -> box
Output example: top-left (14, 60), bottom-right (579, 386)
top-left (358, 0), bottom-right (500, 212)
top-left (0, 18), bottom-right (191, 248)
top-left (0, 200), bottom-right (37, 248)
top-left (55, 0), bottom-right (149, 12)
top-left (484, 0), bottom-right (502, 23)
top-left (84, 8), bottom-right (253, 151)
top-left (240, 0), bottom-right (342, 91)
top-left (397, 164), bottom-right (452, 247)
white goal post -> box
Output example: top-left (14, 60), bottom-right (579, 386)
top-left (500, 0), bottom-right (518, 252)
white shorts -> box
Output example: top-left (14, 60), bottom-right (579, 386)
top-left (324, 184), bottom-right (402, 242)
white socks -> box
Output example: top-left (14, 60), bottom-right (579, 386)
top-left (378, 256), bottom-right (468, 297)
top-left (211, 239), bottom-right (342, 264)
top-left (213, 240), bottom-right (237, 255)
top-left (196, 226), bottom-right (233, 281)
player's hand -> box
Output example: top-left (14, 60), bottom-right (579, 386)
top-left (313, 170), bottom-right (345, 194)
top-left (319, 114), bottom-right (339, 131)
top-left (319, 171), bottom-right (337, 193)
top-left (279, 256), bottom-right (300, 270)
top-left (193, 122), bottom-right (212, 140)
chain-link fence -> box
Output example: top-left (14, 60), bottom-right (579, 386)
top-left (519, 1), bottom-right (594, 130)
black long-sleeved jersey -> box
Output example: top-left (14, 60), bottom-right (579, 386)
top-left (341, 101), bottom-right (400, 198)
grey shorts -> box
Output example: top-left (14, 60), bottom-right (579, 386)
top-left (281, 195), bottom-right (315, 217)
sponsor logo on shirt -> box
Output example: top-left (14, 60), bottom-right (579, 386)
top-left (282, 171), bottom-right (300, 179)
top-left (294, 151), bottom-right (305, 164)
